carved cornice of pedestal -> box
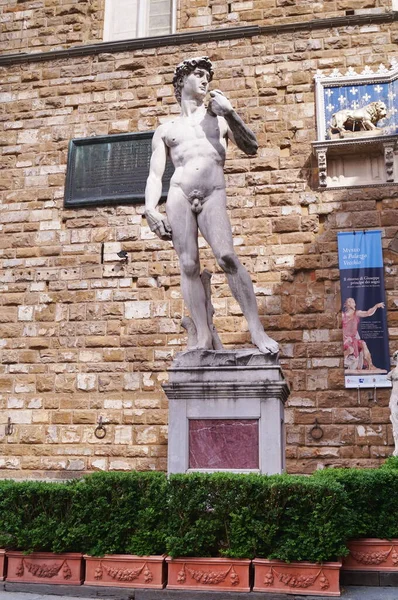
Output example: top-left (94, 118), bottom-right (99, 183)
top-left (162, 381), bottom-right (290, 403)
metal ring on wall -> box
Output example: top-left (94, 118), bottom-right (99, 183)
top-left (94, 416), bottom-right (107, 439)
top-left (310, 419), bottom-right (324, 441)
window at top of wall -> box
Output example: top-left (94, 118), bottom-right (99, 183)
top-left (393, 0), bottom-right (398, 10)
top-left (103, 0), bottom-right (174, 41)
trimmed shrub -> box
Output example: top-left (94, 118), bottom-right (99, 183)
top-left (0, 472), bottom-right (168, 556)
top-left (381, 456), bottom-right (398, 470)
top-left (167, 472), bottom-right (349, 562)
top-left (0, 479), bottom-right (75, 553)
top-left (63, 471), bottom-right (168, 556)
top-left (313, 467), bottom-right (398, 539)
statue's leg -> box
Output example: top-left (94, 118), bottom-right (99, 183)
top-left (198, 189), bottom-right (279, 355)
top-left (166, 189), bottom-right (213, 350)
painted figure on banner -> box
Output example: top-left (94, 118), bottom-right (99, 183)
top-left (342, 297), bottom-right (386, 373)
top-left (144, 56), bottom-right (279, 355)
top-left (387, 350), bottom-right (398, 457)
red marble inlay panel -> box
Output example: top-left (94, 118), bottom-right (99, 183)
top-left (189, 419), bottom-right (259, 469)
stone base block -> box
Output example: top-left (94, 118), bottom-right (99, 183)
top-left (163, 349), bottom-right (289, 475)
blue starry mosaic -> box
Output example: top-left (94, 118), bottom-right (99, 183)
top-left (324, 79), bottom-right (398, 139)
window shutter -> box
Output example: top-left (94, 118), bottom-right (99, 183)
top-left (103, 0), bottom-right (173, 41)
top-left (103, 0), bottom-right (139, 41)
top-left (148, 0), bottom-right (172, 36)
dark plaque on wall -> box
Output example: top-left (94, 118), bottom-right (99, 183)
top-left (64, 131), bottom-right (174, 208)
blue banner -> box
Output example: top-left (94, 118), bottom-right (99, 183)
top-left (338, 231), bottom-right (391, 389)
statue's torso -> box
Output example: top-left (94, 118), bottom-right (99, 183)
top-left (163, 112), bottom-right (228, 198)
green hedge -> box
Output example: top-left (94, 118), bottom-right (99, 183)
top-left (0, 472), bottom-right (168, 556)
top-left (0, 467), bottom-right (396, 560)
top-left (0, 479), bottom-right (75, 553)
top-left (381, 456), bottom-right (398, 470)
top-left (61, 471), bottom-right (168, 556)
top-left (313, 467), bottom-right (398, 540)
top-left (167, 472), bottom-right (349, 562)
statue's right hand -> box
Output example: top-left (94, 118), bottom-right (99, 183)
top-left (145, 209), bottom-right (172, 241)
top-left (209, 90), bottom-right (233, 117)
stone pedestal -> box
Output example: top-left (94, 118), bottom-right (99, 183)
top-left (163, 349), bottom-right (289, 475)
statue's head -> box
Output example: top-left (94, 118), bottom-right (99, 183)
top-left (173, 56), bottom-right (214, 104)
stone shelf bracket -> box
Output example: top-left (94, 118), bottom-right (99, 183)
top-left (312, 136), bottom-right (398, 188)
top-left (314, 146), bottom-right (328, 188)
top-left (384, 141), bottom-right (396, 182)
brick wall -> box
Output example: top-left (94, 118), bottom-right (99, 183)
top-left (178, 0), bottom-right (392, 32)
top-left (0, 12), bottom-right (397, 477)
top-left (0, 0), bottom-right (393, 54)
top-left (0, 0), bottom-right (106, 55)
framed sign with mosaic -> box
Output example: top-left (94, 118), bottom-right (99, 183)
top-left (312, 61), bottom-right (398, 188)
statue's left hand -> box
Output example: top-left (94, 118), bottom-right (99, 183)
top-left (208, 90), bottom-right (234, 117)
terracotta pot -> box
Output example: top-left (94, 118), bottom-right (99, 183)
top-left (0, 550), bottom-right (5, 581)
top-left (343, 538), bottom-right (398, 571)
top-left (84, 554), bottom-right (166, 588)
top-left (166, 556), bottom-right (251, 592)
top-left (253, 558), bottom-right (342, 597)
top-left (6, 551), bottom-right (83, 585)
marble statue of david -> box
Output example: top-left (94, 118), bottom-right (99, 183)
top-left (144, 56), bottom-right (279, 355)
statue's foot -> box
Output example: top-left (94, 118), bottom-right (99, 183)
top-left (192, 332), bottom-right (213, 351)
top-left (251, 330), bottom-right (279, 355)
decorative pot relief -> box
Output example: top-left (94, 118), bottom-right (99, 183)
top-left (166, 557), bottom-right (250, 591)
top-left (263, 566), bottom-right (329, 590)
top-left (83, 554), bottom-right (165, 589)
top-left (94, 561), bottom-right (153, 583)
top-left (253, 559), bottom-right (341, 597)
top-left (177, 562), bottom-right (239, 586)
top-left (6, 551), bottom-right (83, 585)
top-left (350, 549), bottom-right (392, 565)
top-left (16, 558), bottom-right (72, 579)
top-left (343, 539), bottom-right (398, 571)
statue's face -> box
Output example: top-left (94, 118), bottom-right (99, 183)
top-left (182, 67), bottom-right (210, 100)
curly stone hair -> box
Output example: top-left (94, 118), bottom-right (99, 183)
top-left (172, 56), bottom-right (214, 104)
